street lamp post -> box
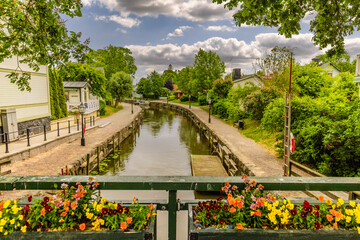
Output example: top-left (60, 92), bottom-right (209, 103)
top-left (189, 95), bottom-right (191, 109)
top-left (78, 103), bottom-right (86, 146)
top-left (208, 98), bottom-right (211, 123)
top-left (131, 92), bottom-right (134, 114)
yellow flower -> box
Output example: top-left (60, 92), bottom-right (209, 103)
top-left (0, 219), bottom-right (6, 226)
top-left (10, 219), bottom-right (15, 225)
top-left (18, 215), bottom-right (23, 221)
top-left (350, 201), bottom-right (356, 208)
top-left (11, 205), bottom-right (18, 214)
top-left (325, 199), bottom-right (332, 206)
top-left (99, 219), bottom-right (104, 225)
top-left (358, 227), bottom-right (360, 234)
top-left (0, 227), bottom-right (3, 232)
top-left (21, 225), bottom-right (26, 233)
top-left (337, 198), bottom-right (344, 207)
top-left (346, 216), bottom-right (352, 223)
top-left (86, 212), bottom-right (94, 219)
top-left (3, 200), bottom-right (11, 209)
top-left (4, 231), bottom-right (8, 236)
top-left (101, 198), bottom-right (107, 205)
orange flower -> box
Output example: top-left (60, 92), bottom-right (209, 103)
top-left (94, 182), bottom-right (99, 187)
top-left (59, 219), bottom-right (64, 223)
top-left (333, 222), bottom-right (338, 230)
top-left (149, 203), bottom-right (153, 211)
top-left (327, 214), bottom-right (333, 222)
top-left (40, 208), bottom-right (45, 216)
top-left (318, 195), bottom-right (324, 202)
top-left (71, 201), bottom-right (77, 210)
top-left (61, 212), bottom-right (67, 217)
top-left (127, 217), bottom-right (132, 224)
top-left (229, 207), bottom-right (236, 213)
top-left (147, 213), bottom-right (151, 220)
top-left (236, 223), bottom-right (244, 230)
top-left (79, 223), bottom-right (86, 231)
top-left (335, 211), bottom-right (341, 219)
top-left (251, 210), bottom-right (261, 217)
top-left (121, 222), bottom-right (127, 231)
top-left (89, 177), bottom-right (94, 181)
top-left (228, 197), bottom-right (235, 206)
top-left (133, 197), bottom-right (137, 203)
top-left (236, 199), bottom-right (243, 209)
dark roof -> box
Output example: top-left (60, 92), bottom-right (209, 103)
top-left (63, 81), bottom-right (88, 88)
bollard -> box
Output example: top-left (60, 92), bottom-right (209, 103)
top-left (5, 133), bottom-right (9, 153)
top-left (84, 117), bottom-right (86, 129)
top-left (27, 129), bottom-right (30, 147)
top-left (68, 120), bottom-right (71, 133)
top-left (61, 168), bottom-right (64, 176)
top-left (93, 116), bottom-right (95, 126)
top-left (97, 146), bottom-right (100, 173)
top-left (77, 119), bottom-right (79, 131)
top-left (57, 122), bottom-right (60, 136)
top-left (90, 116), bottom-right (92, 127)
top-left (43, 125), bottom-right (47, 141)
top-left (65, 165), bottom-right (68, 175)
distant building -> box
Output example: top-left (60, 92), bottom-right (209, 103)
top-left (0, 56), bottom-right (51, 139)
top-left (311, 58), bottom-right (341, 77)
top-left (353, 54), bottom-right (360, 96)
top-left (233, 73), bottom-right (263, 88)
top-left (63, 81), bottom-right (99, 116)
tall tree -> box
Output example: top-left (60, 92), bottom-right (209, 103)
top-left (177, 66), bottom-right (194, 95)
top-left (136, 77), bottom-right (152, 97)
top-left (58, 63), bottom-right (107, 99)
top-left (193, 49), bottom-right (225, 93)
top-left (0, 0), bottom-right (90, 91)
top-left (109, 71), bottom-right (133, 107)
top-left (49, 69), bottom-right (67, 119)
top-left (214, 0), bottom-right (360, 56)
top-left (148, 71), bottom-right (164, 99)
top-left (86, 45), bottom-right (137, 80)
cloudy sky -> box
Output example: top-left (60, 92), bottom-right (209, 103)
top-left (66, 0), bottom-right (360, 83)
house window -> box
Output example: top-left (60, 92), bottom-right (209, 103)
top-left (65, 91), bottom-right (69, 102)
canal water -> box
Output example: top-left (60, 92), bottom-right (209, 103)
top-left (102, 107), bottom-right (211, 176)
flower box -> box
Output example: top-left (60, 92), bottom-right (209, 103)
top-left (188, 204), bottom-right (360, 240)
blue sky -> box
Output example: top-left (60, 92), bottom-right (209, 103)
top-left (65, 0), bottom-right (360, 83)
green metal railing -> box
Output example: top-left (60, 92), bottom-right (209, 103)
top-left (1, 176), bottom-right (360, 240)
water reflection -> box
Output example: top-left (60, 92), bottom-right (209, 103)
top-left (103, 108), bottom-right (211, 176)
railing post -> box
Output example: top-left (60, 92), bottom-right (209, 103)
top-left (68, 120), bottom-right (71, 133)
top-left (44, 125), bottom-right (47, 141)
top-left (5, 133), bottom-right (9, 153)
top-left (84, 117), bottom-right (86, 129)
top-left (77, 119), bottom-right (79, 131)
top-left (27, 129), bottom-right (30, 146)
top-left (168, 190), bottom-right (177, 240)
top-left (93, 116), bottom-right (95, 126)
top-left (97, 146), bottom-right (100, 173)
top-left (57, 122), bottom-right (60, 136)
top-left (86, 154), bottom-right (90, 175)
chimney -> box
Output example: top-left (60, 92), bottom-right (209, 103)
top-left (312, 57), bottom-right (320, 65)
top-left (356, 54), bottom-right (360, 77)
top-left (232, 68), bottom-right (241, 81)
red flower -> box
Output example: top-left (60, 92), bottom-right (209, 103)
top-left (206, 212), bottom-right (211, 220)
top-left (24, 221), bottom-right (30, 227)
top-left (219, 219), bottom-right (225, 225)
top-left (306, 206), bottom-right (313, 213)
top-left (28, 195), bottom-right (32, 202)
top-left (101, 208), bottom-right (108, 215)
top-left (290, 209), bottom-right (297, 217)
top-left (79, 223), bottom-right (86, 231)
top-left (315, 222), bottom-right (321, 229)
top-left (124, 207), bottom-right (129, 214)
top-left (43, 196), bottom-right (50, 203)
top-left (217, 196), bottom-right (223, 202)
top-left (223, 204), bottom-right (229, 211)
top-left (315, 205), bottom-right (320, 211)
top-left (303, 200), bottom-right (310, 208)
top-left (301, 211), bottom-right (307, 219)
top-left (314, 211), bottom-right (320, 218)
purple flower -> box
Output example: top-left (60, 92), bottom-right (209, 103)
top-left (327, 144), bottom-right (331, 148)
top-left (61, 183), bottom-right (68, 189)
top-left (342, 123), bottom-right (345, 125)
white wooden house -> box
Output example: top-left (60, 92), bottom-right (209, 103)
top-left (233, 74), bottom-right (263, 87)
top-left (311, 58), bottom-right (341, 77)
top-left (0, 56), bottom-right (51, 139)
top-left (353, 54), bottom-right (360, 96)
top-left (63, 81), bottom-right (99, 115)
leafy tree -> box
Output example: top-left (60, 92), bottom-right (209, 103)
top-left (214, 0), bottom-right (360, 56)
top-left (148, 71), bottom-right (164, 99)
top-left (193, 49), bottom-right (225, 93)
top-left (164, 80), bottom-right (174, 91)
top-left (136, 77), bottom-right (152, 97)
top-left (48, 69), bottom-right (67, 119)
top-left (0, 0), bottom-right (90, 91)
top-left (177, 66), bottom-right (194, 95)
top-left (58, 63), bottom-right (107, 98)
top-left (212, 78), bottom-right (233, 98)
top-left (109, 71), bottom-right (133, 107)
top-left (86, 45), bottom-right (137, 80)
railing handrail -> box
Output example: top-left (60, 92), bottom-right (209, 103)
top-left (1, 176), bottom-right (360, 191)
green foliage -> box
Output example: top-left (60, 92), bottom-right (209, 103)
top-left (212, 99), bottom-right (229, 119)
top-left (212, 78), bottom-right (233, 98)
top-left (148, 71), bottom-right (164, 99)
top-left (86, 45), bottom-right (137, 79)
top-left (99, 100), bottom-right (106, 116)
top-left (214, 0), bottom-right (360, 56)
top-left (177, 66), bottom-right (194, 95)
top-left (198, 95), bottom-right (208, 106)
top-left (136, 77), bottom-right (152, 97)
top-left (180, 95), bottom-right (189, 102)
top-left (318, 52), bottom-right (356, 74)
top-left (49, 68), bottom-right (67, 120)
top-left (58, 63), bottom-right (107, 98)
top-left (0, 0), bottom-right (90, 91)
top-left (109, 71), bottom-right (133, 103)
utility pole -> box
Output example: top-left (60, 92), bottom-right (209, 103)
top-left (283, 53), bottom-right (293, 176)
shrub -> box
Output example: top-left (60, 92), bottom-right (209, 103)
top-left (198, 95), bottom-right (208, 106)
top-left (180, 95), bottom-right (189, 102)
top-left (99, 100), bottom-right (106, 116)
top-left (168, 95), bottom-right (176, 101)
top-left (212, 99), bottom-right (229, 119)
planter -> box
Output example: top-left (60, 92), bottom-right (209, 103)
top-left (188, 205), bottom-right (360, 240)
top-left (3, 219), bottom-right (155, 240)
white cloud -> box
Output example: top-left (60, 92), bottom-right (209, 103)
top-left (166, 26), bottom-right (192, 39)
top-left (83, 0), bottom-right (235, 22)
top-left (206, 25), bottom-right (236, 32)
top-left (94, 14), bottom-right (141, 28)
top-left (302, 11), bottom-right (317, 24)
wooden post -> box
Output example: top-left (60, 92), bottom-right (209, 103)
top-left (113, 136), bottom-right (115, 153)
top-left (118, 131), bottom-right (121, 151)
top-left (86, 154), bottom-right (90, 175)
top-left (97, 146), bottom-right (100, 173)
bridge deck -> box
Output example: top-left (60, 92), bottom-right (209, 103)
top-left (191, 155), bottom-right (228, 176)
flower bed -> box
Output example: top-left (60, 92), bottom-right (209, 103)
top-left (0, 177), bottom-right (156, 239)
top-left (190, 175), bottom-right (360, 239)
